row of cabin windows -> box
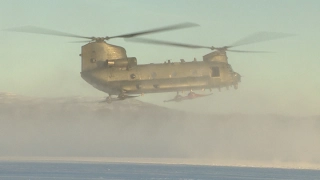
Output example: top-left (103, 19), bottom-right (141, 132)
top-left (129, 67), bottom-right (221, 79)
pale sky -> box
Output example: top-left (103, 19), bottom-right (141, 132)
top-left (0, 0), bottom-right (319, 116)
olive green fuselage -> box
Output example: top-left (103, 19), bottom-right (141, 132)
top-left (81, 60), bottom-right (239, 95)
top-left (79, 42), bottom-right (240, 96)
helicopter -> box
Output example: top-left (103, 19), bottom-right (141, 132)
top-left (5, 23), bottom-right (291, 103)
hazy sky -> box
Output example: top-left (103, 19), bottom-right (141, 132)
top-left (0, 0), bottom-right (319, 116)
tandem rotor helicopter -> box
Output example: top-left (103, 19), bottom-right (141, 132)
top-left (6, 23), bottom-right (291, 103)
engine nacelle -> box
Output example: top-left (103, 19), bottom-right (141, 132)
top-left (203, 51), bottom-right (228, 63)
top-left (81, 42), bottom-right (127, 72)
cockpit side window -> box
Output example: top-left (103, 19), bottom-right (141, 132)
top-left (211, 67), bottom-right (220, 77)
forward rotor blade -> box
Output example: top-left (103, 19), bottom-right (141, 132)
top-left (227, 49), bottom-right (273, 53)
top-left (126, 37), bottom-right (211, 49)
top-left (230, 32), bottom-right (294, 48)
top-left (69, 40), bottom-right (93, 43)
top-left (4, 26), bottom-right (92, 39)
top-left (108, 22), bottom-right (199, 39)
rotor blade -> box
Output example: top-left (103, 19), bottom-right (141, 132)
top-left (126, 37), bottom-right (211, 49)
top-left (227, 49), bottom-right (273, 53)
top-left (230, 32), bottom-right (295, 48)
top-left (108, 22), bottom-right (199, 39)
top-left (4, 26), bottom-right (92, 39)
top-left (69, 40), bottom-right (93, 43)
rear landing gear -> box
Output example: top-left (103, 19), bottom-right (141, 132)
top-left (175, 92), bottom-right (183, 99)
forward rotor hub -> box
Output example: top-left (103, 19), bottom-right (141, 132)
top-left (91, 37), bottom-right (107, 42)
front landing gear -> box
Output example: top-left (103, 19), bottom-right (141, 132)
top-left (118, 92), bottom-right (126, 100)
top-left (234, 83), bottom-right (238, 90)
top-left (106, 95), bottom-right (112, 104)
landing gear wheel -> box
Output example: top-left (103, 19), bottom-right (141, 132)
top-left (234, 83), bottom-right (238, 90)
top-left (118, 92), bottom-right (126, 100)
top-left (106, 96), bottom-right (112, 104)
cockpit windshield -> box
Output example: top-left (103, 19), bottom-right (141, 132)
top-left (228, 64), bottom-right (233, 73)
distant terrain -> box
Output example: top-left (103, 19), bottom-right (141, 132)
top-left (0, 92), bottom-right (319, 169)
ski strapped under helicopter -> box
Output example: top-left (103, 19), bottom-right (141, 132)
top-left (99, 94), bottom-right (139, 104)
top-left (164, 92), bottom-right (213, 103)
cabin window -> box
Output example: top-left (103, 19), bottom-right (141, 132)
top-left (192, 70), bottom-right (198, 75)
top-left (151, 72), bottom-right (157, 79)
top-left (211, 67), bottom-right (220, 77)
top-left (171, 72), bottom-right (177, 77)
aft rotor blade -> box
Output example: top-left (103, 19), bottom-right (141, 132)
top-left (227, 49), bottom-right (273, 53)
top-left (108, 22), bottom-right (199, 39)
top-left (4, 26), bottom-right (92, 39)
top-left (126, 37), bottom-right (211, 49)
top-left (230, 32), bottom-right (294, 48)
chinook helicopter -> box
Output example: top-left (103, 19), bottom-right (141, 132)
top-left (6, 23), bottom-right (291, 103)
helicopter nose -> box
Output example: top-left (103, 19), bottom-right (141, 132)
top-left (234, 72), bottom-right (241, 82)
